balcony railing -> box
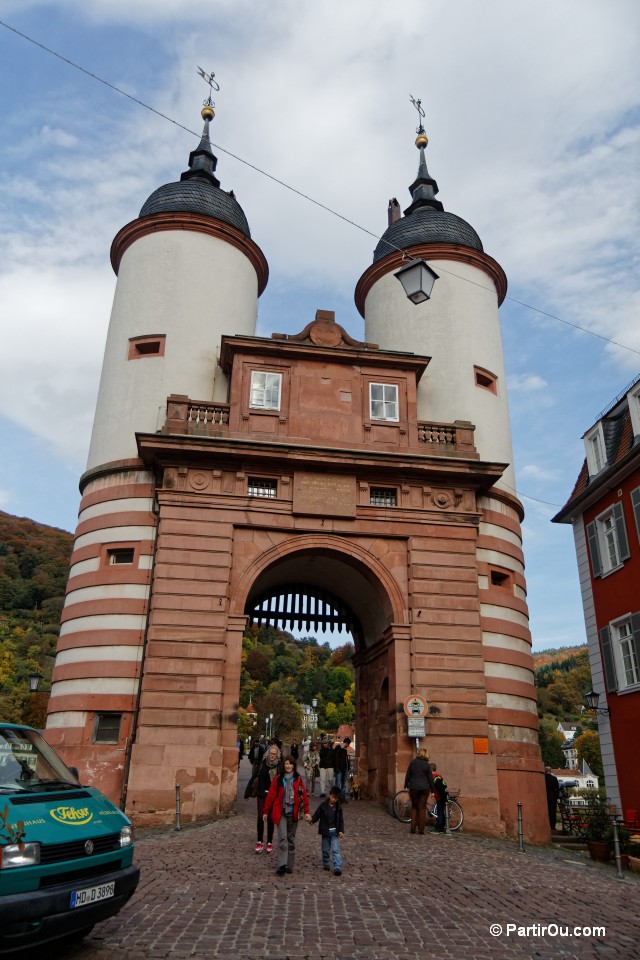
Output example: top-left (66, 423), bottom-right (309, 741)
top-left (163, 395), bottom-right (230, 435)
top-left (417, 420), bottom-right (477, 457)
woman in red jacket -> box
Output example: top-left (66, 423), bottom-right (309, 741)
top-left (264, 755), bottom-right (311, 875)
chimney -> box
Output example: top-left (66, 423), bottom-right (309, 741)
top-left (388, 198), bottom-right (401, 226)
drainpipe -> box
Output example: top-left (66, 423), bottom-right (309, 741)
top-left (119, 478), bottom-right (161, 811)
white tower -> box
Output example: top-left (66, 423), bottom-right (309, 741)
top-left (46, 104), bottom-right (268, 801)
top-left (355, 125), bottom-right (513, 491)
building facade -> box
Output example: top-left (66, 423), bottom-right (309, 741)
top-left (553, 376), bottom-right (640, 817)
top-left (46, 105), bottom-right (548, 839)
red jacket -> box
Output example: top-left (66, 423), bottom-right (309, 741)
top-left (264, 772), bottom-right (309, 825)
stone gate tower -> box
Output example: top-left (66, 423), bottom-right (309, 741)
top-left (46, 103), bottom-right (548, 840)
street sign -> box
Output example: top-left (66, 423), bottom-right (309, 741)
top-left (403, 695), bottom-right (428, 718)
top-left (407, 717), bottom-right (426, 738)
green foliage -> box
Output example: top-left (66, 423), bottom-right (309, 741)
top-left (240, 624), bottom-right (355, 738)
top-left (0, 511), bottom-right (73, 724)
top-left (534, 647), bottom-right (592, 718)
top-left (580, 789), bottom-right (613, 842)
top-left (538, 722), bottom-right (566, 769)
top-left (573, 730), bottom-right (604, 778)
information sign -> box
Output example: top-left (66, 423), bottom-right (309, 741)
top-left (407, 717), bottom-right (426, 738)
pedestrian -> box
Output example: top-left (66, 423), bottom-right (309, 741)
top-left (333, 738), bottom-right (350, 801)
top-left (248, 737), bottom-right (265, 766)
top-left (318, 736), bottom-right (335, 797)
top-left (244, 743), bottom-right (281, 854)
top-left (264, 755), bottom-right (311, 875)
top-left (237, 737), bottom-right (245, 764)
top-left (431, 762), bottom-right (448, 834)
top-left (403, 747), bottom-right (435, 835)
top-left (310, 785), bottom-right (345, 876)
top-left (545, 765), bottom-right (560, 831)
top-left (303, 740), bottom-right (320, 796)
top-left (290, 738), bottom-right (299, 761)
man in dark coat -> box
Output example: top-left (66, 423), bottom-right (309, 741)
top-left (545, 766), bottom-right (560, 830)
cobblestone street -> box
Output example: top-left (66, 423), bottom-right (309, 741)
top-left (49, 760), bottom-right (638, 960)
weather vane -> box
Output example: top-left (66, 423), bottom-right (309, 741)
top-left (409, 95), bottom-right (426, 135)
top-left (197, 66), bottom-right (220, 109)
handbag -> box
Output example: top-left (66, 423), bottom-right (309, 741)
top-left (250, 776), bottom-right (259, 798)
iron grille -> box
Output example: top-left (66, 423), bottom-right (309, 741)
top-left (40, 833), bottom-right (121, 865)
top-left (248, 477), bottom-right (277, 498)
top-left (370, 487), bottom-right (397, 507)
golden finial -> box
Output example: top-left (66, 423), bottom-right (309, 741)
top-left (410, 95), bottom-right (428, 148)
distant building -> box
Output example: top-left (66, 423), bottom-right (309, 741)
top-left (553, 375), bottom-right (640, 816)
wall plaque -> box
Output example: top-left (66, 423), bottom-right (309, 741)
top-left (293, 472), bottom-right (356, 518)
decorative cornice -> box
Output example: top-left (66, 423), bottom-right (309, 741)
top-left (80, 458), bottom-right (149, 494)
top-left (354, 242), bottom-right (508, 317)
top-left (110, 212), bottom-right (269, 296)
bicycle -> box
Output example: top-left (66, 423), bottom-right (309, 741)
top-left (391, 789), bottom-right (464, 831)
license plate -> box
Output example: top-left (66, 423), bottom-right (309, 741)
top-left (70, 881), bottom-right (115, 908)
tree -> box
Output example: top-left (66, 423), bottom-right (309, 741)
top-left (326, 666), bottom-right (352, 705)
top-left (254, 693), bottom-right (302, 739)
top-left (538, 724), bottom-right (566, 769)
top-left (573, 730), bottom-right (604, 778)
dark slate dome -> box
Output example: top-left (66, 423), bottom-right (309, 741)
top-left (140, 180), bottom-right (251, 237)
top-left (374, 135), bottom-right (483, 262)
top-left (374, 207), bottom-right (482, 261)
top-left (138, 110), bottom-right (251, 238)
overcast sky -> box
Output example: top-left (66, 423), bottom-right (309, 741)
top-left (1, 1), bottom-right (639, 652)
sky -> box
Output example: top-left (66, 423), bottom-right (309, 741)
top-left (0, 1), bottom-right (639, 653)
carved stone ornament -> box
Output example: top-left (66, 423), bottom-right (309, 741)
top-left (189, 471), bottom-right (211, 491)
top-left (272, 309), bottom-right (379, 351)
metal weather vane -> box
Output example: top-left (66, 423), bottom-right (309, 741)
top-left (409, 95), bottom-right (426, 135)
top-left (197, 66), bottom-right (220, 108)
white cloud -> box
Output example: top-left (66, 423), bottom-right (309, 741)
top-left (508, 374), bottom-right (549, 393)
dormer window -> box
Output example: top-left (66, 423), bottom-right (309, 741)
top-left (250, 371), bottom-right (282, 411)
top-left (370, 383), bottom-right (399, 422)
top-left (628, 383), bottom-right (640, 438)
top-left (584, 424), bottom-right (606, 477)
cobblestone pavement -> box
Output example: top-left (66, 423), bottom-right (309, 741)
top-left (48, 759), bottom-right (638, 960)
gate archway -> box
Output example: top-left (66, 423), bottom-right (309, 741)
top-left (233, 537), bottom-right (409, 803)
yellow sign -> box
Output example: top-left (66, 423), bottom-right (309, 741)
top-left (50, 806), bottom-right (93, 826)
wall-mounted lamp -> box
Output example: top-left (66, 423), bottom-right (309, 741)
top-left (29, 673), bottom-right (44, 693)
top-left (583, 689), bottom-right (610, 716)
top-left (394, 259), bottom-right (439, 304)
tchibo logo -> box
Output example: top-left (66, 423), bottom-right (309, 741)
top-left (50, 806), bottom-right (93, 826)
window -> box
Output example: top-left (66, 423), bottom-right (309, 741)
top-left (633, 487), bottom-right (640, 544)
top-left (370, 487), bottom-right (397, 507)
top-left (586, 503), bottom-right (630, 577)
top-left (108, 548), bottom-right (135, 565)
top-left (369, 383), bottom-right (398, 421)
top-left (474, 366), bottom-right (498, 394)
top-left (93, 713), bottom-right (122, 744)
top-left (490, 568), bottom-right (512, 590)
top-left (584, 424), bottom-right (606, 476)
top-left (128, 335), bottom-right (166, 360)
top-left (248, 477), bottom-right (277, 498)
top-left (601, 614), bottom-right (640, 693)
top-left (250, 371), bottom-right (282, 410)
top-left (628, 384), bottom-right (640, 437)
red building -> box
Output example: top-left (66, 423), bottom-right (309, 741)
top-left (553, 375), bottom-right (640, 818)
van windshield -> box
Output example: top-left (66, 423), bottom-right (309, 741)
top-left (0, 726), bottom-right (80, 792)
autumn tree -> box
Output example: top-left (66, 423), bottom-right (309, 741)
top-left (573, 730), bottom-right (604, 778)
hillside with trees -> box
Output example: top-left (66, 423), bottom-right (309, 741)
top-left (0, 511), bottom-right (73, 726)
top-left (237, 624), bottom-right (355, 741)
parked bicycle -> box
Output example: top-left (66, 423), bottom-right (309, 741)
top-left (391, 788), bottom-right (464, 831)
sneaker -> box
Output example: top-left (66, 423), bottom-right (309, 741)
top-left (266, 843), bottom-right (273, 853)
top-left (334, 869), bottom-right (342, 876)
top-left (285, 866), bottom-right (292, 874)
top-left (323, 865), bottom-right (330, 871)
top-left (255, 842), bottom-right (263, 854)
top-left (275, 865), bottom-right (286, 876)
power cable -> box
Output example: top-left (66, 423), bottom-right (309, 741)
top-left (2, 18), bottom-right (638, 358)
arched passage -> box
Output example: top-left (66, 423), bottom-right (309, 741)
top-left (232, 536), bottom-right (409, 803)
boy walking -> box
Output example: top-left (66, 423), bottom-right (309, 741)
top-left (310, 786), bottom-right (345, 875)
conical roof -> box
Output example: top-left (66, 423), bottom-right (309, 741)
top-left (373, 138), bottom-right (482, 261)
top-left (139, 112), bottom-right (251, 237)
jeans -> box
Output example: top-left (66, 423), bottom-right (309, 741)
top-left (256, 796), bottom-right (274, 844)
top-left (276, 813), bottom-right (299, 870)
top-left (319, 767), bottom-right (332, 795)
top-left (334, 769), bottom-right (348, 800)
top-left (434, 795), bottom-right (447, 832)
top-left (321, 831), bottom-right (342, 871)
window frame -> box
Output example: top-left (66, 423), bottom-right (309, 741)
top-left (369, 486), bottom-right (398, 507)
top-left (249, 370), bottom-right (282, 411)
top-left (473, 365), bottom-right (498, 395)
top-left (586, 502), bottom-right (630, 578)
top-left (128, 335), bottom-right (166, 360)
top-left (602, 613), bottom-right (640, 693)
top-left (92, 712), bottom-right (122, 744)
top-left (584, 423), bottom-right (606, 477)
top-left (628, 384), bottom-right (640, 438)
top-left (369, 382), bottom-right (399, 422)
top-left (247, 477), bottom-right (278, 499)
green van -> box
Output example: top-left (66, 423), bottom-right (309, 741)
top-left (0, 723), bottom-right (139, 953)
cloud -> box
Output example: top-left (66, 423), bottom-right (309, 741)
top-left (508, 374), bottom-right (549, 393)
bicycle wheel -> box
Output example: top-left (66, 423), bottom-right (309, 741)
top-left (446, 799), bottom-right (463, 831)
top-left (392, 789), bottom-right (412, 823)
